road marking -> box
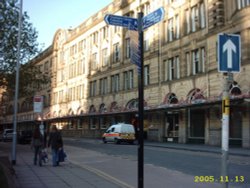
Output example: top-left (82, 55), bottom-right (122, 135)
top-left (69, 159), bottom-right (134, 188)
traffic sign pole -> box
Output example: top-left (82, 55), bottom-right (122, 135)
top-left (217, 33), bottom-right (241, 188)
top-left (137, 12), bottom-right (144, 188)
top-left (221, 73), bottom-right (230, 188)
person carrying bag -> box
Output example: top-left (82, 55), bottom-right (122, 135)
top-left (48, 125), bottom-right (63, 166)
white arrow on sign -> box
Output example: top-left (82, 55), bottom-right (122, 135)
top-left (223, 39), bottom-right (236, 69)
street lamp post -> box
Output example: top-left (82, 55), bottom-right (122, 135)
top-left (12, 0), bottom-right (23, 165)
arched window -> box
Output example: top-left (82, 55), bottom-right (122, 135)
top-left (89, 105), bottom-right (96, 113)
top-left (110, 101), bottom-right (118, 112)
top-left (68, 109), bottom-right (74, 116)
top-left (164, 93), bottom-right (178, 104)
top-left (126, 99), bottom-right (138, 110)
top-left (187, 88), bottom-right (205, 103)
top-left (99, 103), bottom-right (107, 113)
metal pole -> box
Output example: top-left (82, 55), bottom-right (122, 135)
top-left (221, 73), bottom-right (229, 188)
top-left (12, 0), bottom-right (23, 165)
top-left (137, 12), bottom-right (144, 188)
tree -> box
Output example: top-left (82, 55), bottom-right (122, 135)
top-left (0, 0), bottom-right (48, 99)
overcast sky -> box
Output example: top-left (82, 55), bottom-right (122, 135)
top-left (23, 0), bottom-right (113, 50)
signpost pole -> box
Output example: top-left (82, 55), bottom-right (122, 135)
top-left (221, 73), bottom-right (230, 188)
top-left (104, 9), bottom-right (164, 188)
top-left (218, 33), bottom-right (241, 188)
top-left (137, 12), bottom-right (144, 188)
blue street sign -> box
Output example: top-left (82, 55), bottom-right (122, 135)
top-left (218, 33), bottom-right (241, 73)
top-left (104, 14), bottom-right (137, 30)
top-left (143, 7), bottom-right (165, 30)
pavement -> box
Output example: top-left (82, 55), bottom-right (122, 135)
top-left (2, 139), bottom-right (250, 188)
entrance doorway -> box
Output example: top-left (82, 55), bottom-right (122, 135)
top-left (165, 113), bottom-right (179, 142)
top-left (189, 109), bottom-right (205, 144)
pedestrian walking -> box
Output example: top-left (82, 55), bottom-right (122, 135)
top-left (48, 125), bottom-right (63, 167)
top-left (31, 127), bottom-right (43, 165)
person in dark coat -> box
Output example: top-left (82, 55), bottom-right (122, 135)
top-left (48, 125), bottom-right (63, 166)
top-left (31, 127), bottom-right (43, 165)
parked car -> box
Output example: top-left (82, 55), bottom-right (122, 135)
top-left (18, 130), bottom-right (32, 144)
top-left (102, 123), bottom-right (135, 144)
top-left (2, 129), bottom-right (13, 142)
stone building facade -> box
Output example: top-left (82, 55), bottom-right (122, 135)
top-left (1, 0), bottom-right (250, 148)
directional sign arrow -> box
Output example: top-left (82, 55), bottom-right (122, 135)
top-left (218, 33), bottom-right (241, 73)
top-left (223, 39), bottom-right (236, 69)
top-left (143, 7), bottom-right (165, 30)
top-left (104, 14), bottom-right (137, 30)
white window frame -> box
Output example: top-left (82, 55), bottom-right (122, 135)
top-left (168, 18), bottom-right (174, 42)
top-left (191, 6), bottom-right (198, 32)
top-left (166, 56), bottom-right (180, 80)
top-left (90, 81), bottom-right (97, 97)
top-left (125, 38), bottom-right (131, 58)
top-left (113, 43), bottom-right (120, 63)
top-left (175, 15), bottom-right (180, 39)
top-left (164, 60), bottom-right (168, 81)
top-left (111, 74), bottom-right (119, 92)
top-left (92, 53), bottom-right (98, 70)
top-left (192, 49), bottom-right (200, 75)
top-left (144, 65), bottom-right (150, 86)
top-left (186, 52), bottom-right (191, 76)
top-left (200, 2), bottom-right (206, 29)
top-left (201, 47), bottom-right (205, 73)
top-left (186, 9), bottom-right (190, 34)
top-left (102, 48), bottom-right (109, 66)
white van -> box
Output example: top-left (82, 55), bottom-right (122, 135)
top-left (102, 123), bottom-right (135, 144)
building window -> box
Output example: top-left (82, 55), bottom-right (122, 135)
top-left (185, 9), bottom-right (190, 34)
top-left (123, 70), bottom-right (133, 90)
top-left (111, 74), bottom-right (120, 92)
top-left (191, 6), bottom-right (198, 32)
top-left (175, 14), bottom-right (180, 39)
top-left (200, 2), bottom-right (206, 29)
top-left (191, 48), bottom-right (206, 75)
top-left (186, 52), bottom-right (191, 76)
top-left (102, 26), bottom-right (109, 39)
top-left (237, 0), bottom-right (250, 9)
top-left (168, 18), bottom-right (174, 42)
top-left (70, 44), bottom-right (77, 56)
top-left (90, 81), bottom-right (97, 97)
top-left (114, 26), bottom-right (120, 33)
top-left (91, 53), bottom-right (98, 70)
top-left (92, 32), bottom-right (98, 44)
top-left (82, 58), bottom-right (86, 74)
top-left (90, 118), bottom-right (97, 129)
top-left (142, 3), bottom-right (150, 15)
top-left (164, 56), bottom-right (180, 81)
top-left (100, 77), bottom-right (108, 95)
top-left (166, 15), bottom-right (179, 40)
top-left (113, 43), bottom-right (120, 63)
top-left (76, 86), bottom-right (80, 100)
top-left (192, 49), bottom-right (199, 74)
top-left (125, 38), bottom-right (130, 58)
top-left (189, 2), bottom-right (206, 33)
top-left (80, 84), bottom-right (84, 99)
top-left (69, 62), bottom-right (77, 78)
top-left (144, 65), bottom-right (150, 86)
top-left (102, 48), bottom-right (109, 66)
top-left (201, 47), bottom-right (205, 72)
top-left (78, 40), bottom-right (83, 53)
